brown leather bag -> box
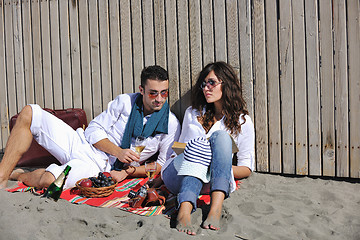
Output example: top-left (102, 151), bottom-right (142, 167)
top-left (9, 108), bottom-right (88, 167)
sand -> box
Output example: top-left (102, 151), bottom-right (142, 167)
top-left (1, 171), bottom-right (359, 240)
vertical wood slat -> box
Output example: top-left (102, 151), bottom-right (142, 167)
top-left (68, 0), bottom-right (82, 108)
top-left (98, 0), bottom-right (112, 109)
top-left (226, 0), bottom-right (239, 69)
top-left (78, 0), bottom-right (93, 119)
top-left (348, 0), bottom-right (360, 178)
top-left (41, 0), bottom-right (54, 108)
top-left (213, 0), bottom-right (226, 61)
top-left (59, 0), bottom-right (73, 108)
top-left (238, 0), bottom-right (254, 119)
top-left (0, 0), bottom-right (9, 150)
top-left (305, 0), bottom-right (321, 176)
top-left (319, 0), bottom-right (335, 176)
top-left (32, 0), bottom-right (44, 107)
top-left (119, 0), bottom-right (133, 93)
top-left (131, 0), bottom-right (143, 89)
top-left (142, 0), bottom-right (155, 66)
top-left (201, 0), bottom-right (214, 65)
top-left (265, 0), bottom-right (281, 173)
top-left (154, 0), bottom-right (166, 68)
top-left (177, 0), bottom-right (191, 120)
top-left (253, 0), bottom-right (268, 172)
top-left (165, 0), bottom-right (180, 117)
top-left (4, 0), bottom-right (17, 117)
top-left (22, 0), bottom-right (35, 105)
top-left (50, 0), bottom-right (63, 109)
top-left (292, 0), bottom-right (308, 175)
top-left (88, 0), bottom-right (102, 117)
top-left (279, 0), bottom-right (295, 174)
top-left (189, 0), bottom-right (202, 85)
top-left (13, 0), bottom-right (25, 111)
top-left (109, 0), bottom-right (122, 97)
top-left (333, 0), bottom-right (349, 177)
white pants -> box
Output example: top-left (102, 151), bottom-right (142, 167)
top-left (29, 104), bottom-right (110, 189)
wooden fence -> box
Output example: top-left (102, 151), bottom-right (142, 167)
top-left (0, 0), bottom-right (359, 178)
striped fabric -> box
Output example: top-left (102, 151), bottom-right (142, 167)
top-left (183, 137), bottom-right (212, 167)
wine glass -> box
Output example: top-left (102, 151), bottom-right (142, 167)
top-left (130, 136), bottom-right (146, 167)
top-left (145, 161), bottom-right (157, 182)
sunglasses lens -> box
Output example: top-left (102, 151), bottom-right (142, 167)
top-left (148, 92), bottom-right (158, 99)
top-left (160, 91), bottom-right (168, 98)
top-left (148, 90), bottom-right (168, 99)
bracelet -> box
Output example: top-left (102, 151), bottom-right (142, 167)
top-left (125, 166), bottom-right (136, 175)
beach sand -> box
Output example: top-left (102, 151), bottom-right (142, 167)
top-left (1, 170), bottom-right (359, 240)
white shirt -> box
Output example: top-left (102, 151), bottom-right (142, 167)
top-left (84, 93), bottom-right (181, 167)
top-left (162, 106), bottom-right (255, 192)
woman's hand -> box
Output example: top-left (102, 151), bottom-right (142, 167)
top-left (110, 170), bottom-right (129, 183)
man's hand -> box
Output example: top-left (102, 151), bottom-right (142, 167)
top-left (110, 170), bottom-right (129, 183)
top-left (116, 148), bottom-right (140, 164)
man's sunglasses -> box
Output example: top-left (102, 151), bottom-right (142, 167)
top-left (200, 79), bottom-right (222, 90)
top-left (147, 89), bottom-right (169, 99)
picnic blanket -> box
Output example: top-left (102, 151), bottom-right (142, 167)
top-left (7, 178), bottom-right (240, 217)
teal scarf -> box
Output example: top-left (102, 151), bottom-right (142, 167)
top-left (113, 93), bottom-right (169, 170)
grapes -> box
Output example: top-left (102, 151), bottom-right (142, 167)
top-left (85, 172), bottom-right (116, 188)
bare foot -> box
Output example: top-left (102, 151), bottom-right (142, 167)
top-left (9, 168), bottom-right (28, 180)
top-left (0, 179), bottom-right (8, 189)
top-left (202, 216), bottom-right (220, 230)
top-left (176, 213), bottom-right (196, 235)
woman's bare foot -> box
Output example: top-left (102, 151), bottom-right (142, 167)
top-left (176, 202), bottom-right (196, 235)
top-left (9, 168), bottom-right (28, 180)
top-left (202, 215), bottom-right (221, 230)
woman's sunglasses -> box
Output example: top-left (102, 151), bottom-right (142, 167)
top-left (200, 79), bottom-right (222, 90)
top-left (147, 89), bottom-right (169, 99)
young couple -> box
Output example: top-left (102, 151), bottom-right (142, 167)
top-left (0, 62), bottom-right (254, 236)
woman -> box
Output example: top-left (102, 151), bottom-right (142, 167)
top-left (161, 61), bottom-right (255, 235)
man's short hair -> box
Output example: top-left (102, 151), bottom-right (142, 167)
top-left (141, 65), bottom-right (168, 87)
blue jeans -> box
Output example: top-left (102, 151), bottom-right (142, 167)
top-left (162, 130), bottom-right (233, 211)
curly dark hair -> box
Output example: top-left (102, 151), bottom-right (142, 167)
top-left (191, 61), bottom-right (248, 135)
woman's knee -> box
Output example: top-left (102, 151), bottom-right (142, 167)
top-left (209, 130), bottom-right (231, 143)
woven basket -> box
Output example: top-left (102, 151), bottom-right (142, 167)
top-left (75, 178), bottom-right (118, 198)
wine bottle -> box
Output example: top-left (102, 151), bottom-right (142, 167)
top-left (43, 165), bottom-right (71, 201)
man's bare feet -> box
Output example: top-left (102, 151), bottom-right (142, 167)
top-left (9, 168), bottom-right (28, 180)
top-left (176, 213), bottom-right (196, 235)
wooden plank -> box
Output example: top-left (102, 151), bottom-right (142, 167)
top-left (88, 0), bottom-right (102, 116)
top-left (213, 0), bottom-right (226, 61)
top-left (59, 0), bottom-right (73, 108)
top-left (119, 0), bottom-right (133, 93)
top-left (4, 0), bottom-right (16, 117)
top-left (21, 0), bottom-right (35, 104)
top-left (292, 0), bottom-right (308, 175)
top-left (279, 0), bottom-right (295, 174)
top-left (98, 0), bottom-right (112, 109)
top-left (69, 0), bottom-right (82, 108)
top-left (142, 0), bottom-right (155, 66)
top-left (153, 0), bottom-right (166, 68)
top-left (200, 0), bottom-right (214, 65)
top-left (40, 0), bottom-right (54, 108)
top-left (348, 0), bottom-right (360, 178)
top-left (319, 0), bottom-right (335, 176)
top-left (50, 0), bottom-right (62, 109)
top-left (109, 0), bottom-right (122, 97)
top-left (265, 0), bottom-right (281, 173)
top-left (189, 0), bottom-right (202, 84)
top-left (0, 0), bottom-right (9, 149)
top-left (305, 0), bottom-right (321, 176)
top-left (31, 0), bottom-right (44, 107)
top-left (165, 0), bottom-right (180, 117)
top-left (130, 0), bottom-right (143, 90)
top-left (238, 0), bottom-right (253, 119)
top-left (253, 0), bottom-right (268, 172)
top-left (177, 0), bottom-right (191, 119)
top-left (226, 0), bottom-right (239, 69)
top-left (13, 0), bottom-right (25, 111)
top-left (78, 0), bottom-right (93, 119)
top-left (333, 0), bottom-right (349, 177)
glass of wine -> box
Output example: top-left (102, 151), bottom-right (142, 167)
top-left (130, 136), bottom-right (146, 167)
top-left (145, 161), bottom-right (157, 182)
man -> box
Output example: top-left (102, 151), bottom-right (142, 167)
top-left (0, 65), bottom-right (180, 189)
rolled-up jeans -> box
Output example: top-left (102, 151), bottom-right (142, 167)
top-left (162, 130), bottom-right (233, 211)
